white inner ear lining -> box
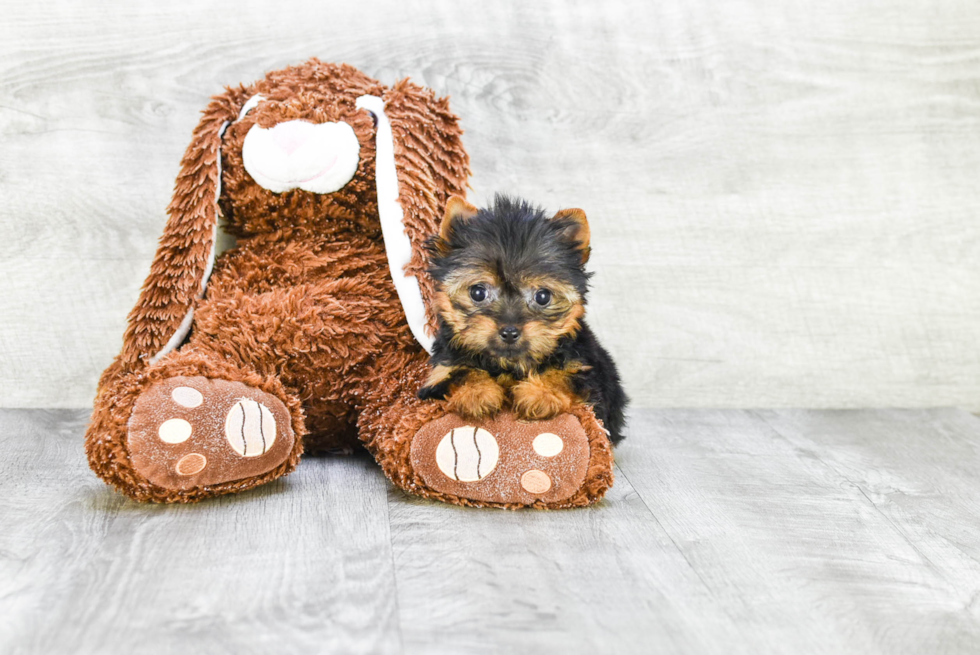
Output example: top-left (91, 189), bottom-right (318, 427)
top-left (355, 94), bottom-right (434, 354)
top-left (238, 94), bottom-right (265, 120)
top-left (150, 94), bottom-right (434, 363)
top-left (148, 119), bottom-right (229, 365)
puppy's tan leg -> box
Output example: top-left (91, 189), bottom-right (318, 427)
top-left (446, 370), bottom-right (506, 419)
top-left (511, 369), bottom-right (577, 421)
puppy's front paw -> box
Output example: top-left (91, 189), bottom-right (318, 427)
top-left (418, 365), bottom-right (458, 401)
top-left (512, 373), bottom-right (575, 421)
top-left (418, 384), bottom-right (447, 401)
top-left (446, 372), bottom-right (506, 419)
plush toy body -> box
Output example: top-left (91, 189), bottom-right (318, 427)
top-left (85, 60), bottom-right (614, 508)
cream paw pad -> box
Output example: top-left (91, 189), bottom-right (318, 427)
top-left (411, 411), bottom-right (591, 506)
top-left (127, 376), bottom-right (294, 491)
top-left (435, 426), bottom-right (499, 482)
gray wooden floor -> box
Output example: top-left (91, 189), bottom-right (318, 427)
top-left (2, 408), bottom-right (980, 654)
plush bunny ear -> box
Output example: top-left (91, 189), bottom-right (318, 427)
top-left (358, 80), bottom-right (470, 352)
top-left (118, 87), bottom-right (249, 369)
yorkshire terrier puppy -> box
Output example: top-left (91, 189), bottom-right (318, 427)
top-left (418, 195), bottom-right (628, 444)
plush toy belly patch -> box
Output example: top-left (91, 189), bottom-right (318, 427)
top-left (84, 59), bottom-right (615, 508)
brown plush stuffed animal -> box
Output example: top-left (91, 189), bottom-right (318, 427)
top-left (85, 59), bottom-right (614, 508)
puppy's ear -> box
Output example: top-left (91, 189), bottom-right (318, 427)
top-left (439, 195), bottom-right (479, 244)
top-left (553, 208), bottom-right (591, 264)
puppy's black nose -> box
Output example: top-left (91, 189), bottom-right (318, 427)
top-left (499, 326), bottom-right (520, 344)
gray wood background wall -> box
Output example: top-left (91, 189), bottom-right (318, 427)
top-left (2, 0), bottom-right (979, 411)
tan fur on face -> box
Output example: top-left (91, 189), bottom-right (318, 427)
top-left (519, 276), bottom-right (581, 306)
top-left (435, 266), bottom-right (585, 371)
top-left (523, 302), bottom-right (585, 362)
top-left (446, 369), bottom-right (506, 418)
top-left (440, 263), bottom-right (499, 304)
top-left (453, 315), bottom-right (501, 353)
top-left (511, 368), bottom-right (577, 420)
top-left (433, 290), bottom-right (459, 329)
top-left (433, 281), bottom-right (503, 355)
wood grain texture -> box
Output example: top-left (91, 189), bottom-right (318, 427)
top-left (616, 408), bottom-right (980, 654)
top-left (4, 408), bottom-right (980, 653)
top-left (386, 473), bottom-right (740, 654)
top-left (0, 409), bottom-right (402, 655)
top-left (1, 0), bottom-right (979, 408)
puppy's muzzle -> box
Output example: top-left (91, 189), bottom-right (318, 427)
top-left (499, 326), bottom-right (521, 344)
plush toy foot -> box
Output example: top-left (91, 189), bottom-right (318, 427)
top-left (127, 376), bottom-right (296, 491)
top-left (410, 411), bottom-right (596, 507)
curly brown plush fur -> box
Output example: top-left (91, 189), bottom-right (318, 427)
top-left (85, 59), bottom-right (615, 508)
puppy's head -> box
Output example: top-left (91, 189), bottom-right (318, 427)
top-left (428, 195), bottom-right (591, 370)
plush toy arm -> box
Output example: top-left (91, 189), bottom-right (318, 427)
top-left (118, 89), bottom-right (246, 370)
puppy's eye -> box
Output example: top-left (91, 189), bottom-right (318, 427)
top-left (469, 284), bottom-right (488, 302)
top-left (534, 288), bottom-right (552, 306)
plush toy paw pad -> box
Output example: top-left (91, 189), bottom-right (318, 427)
top-left (127, 376), bottom-right (295, 491)
top-left (175, 453), bottom-right (208, 476)
top-left (224, 399), bottom-right (277, 457)
top-left (411, 412), bottom-right (591, 506)
top-left (434, 426), bottom-right (499, 481)
top-left (532, 432), bottom-right (564, 457)
top-left (520, 469), bottom-right (552, 494)
top-left (158, 418), bottom-right (193, 443)
top-left (171, 386), bottom-right (203, 408)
